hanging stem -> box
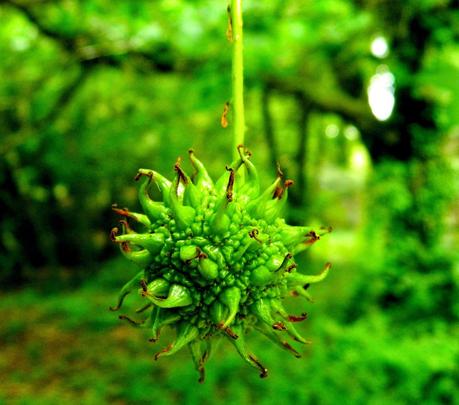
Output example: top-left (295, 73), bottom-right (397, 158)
top-left (230, 0), bottom-right (245, 160)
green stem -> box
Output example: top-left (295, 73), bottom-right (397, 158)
top-left (231, 0), bottom-right (245, 160)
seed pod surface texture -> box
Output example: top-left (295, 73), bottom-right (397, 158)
top-left (110, 147), bottom-right (331, 381)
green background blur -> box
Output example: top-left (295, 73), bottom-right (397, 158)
top-left (1, 1), bottom-right (458, 404)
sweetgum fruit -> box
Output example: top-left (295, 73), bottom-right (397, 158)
top-left (110, 146), bottom-right (331, 381)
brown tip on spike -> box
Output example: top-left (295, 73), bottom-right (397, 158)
top-left (112, 206), bottom-right (130, 217)
top-left (273, 180), bottom-right (293, 200)
top-left (249, 229), bottom-right (262, 243)
top-left (149, 335), bottom-right (159, 343)
top-left (273, 184), bottom-right (284, 199)
top-left (112, 206), bottom-right (125, 215)
top-left (134, 170), bottom-right (153, 182)
top-left (119, 220), bottom-right (133, 234)
top-left (285, 179), bottom-right (294, 188)
top-left (118, 314), bottom-right (144, 326)
top-left (110, 227), bottom-right (119, 242)
top-left (198, 367), bottom-right (206, 384)
top-left (226, 5), bottom-right (233, 42)
top-left (272, 322), bottom-right (286, 331)
top-left (248, 354), bottom-right (268, 378)
top-left (118, 219), bottom-right (128, 227)
top-left (304, 231), bottom-right (320, 246)
top-left (221, 102), bottom-right (230, 128)
top-left (276, 162), bottom-right (284, 179)
top-left (218, 323), bottom-right (239, 339)
top-left (154, 343), bottom-right (173, 360)
top-left (174, 157), bottom-right (188, 185)
top-left (320, 225), bottom-right (333, 234)
top-left (306, 231), bottom-right (319, 239)
top-left (226, 167), bottom-right (235, 202)
top-left (121, 242), bottom-right (131, 253)
top-left (275, 253), bottom-right (293, 272)
top-left (303, 283), bottom-right (310, 290)
top-left (282, 341), bottom-right (302, 358)
top-left (288, 313), bottom-right (308, 322)
top-left (109, 305), bottom-right (120, 312)
top-left (202, 350), bottom-right (210, 363)
top-left (237, 144), bottom-right (252, 159)
top-left (136, 303), bottom-right (152, 313)
top-left (139, 279), bottom-right (148, 293)
top-left (286, 263), bottom-right (297, 273)
top-left (188, 148), bottom-right (194, 155)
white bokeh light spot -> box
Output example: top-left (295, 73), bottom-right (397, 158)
top-left (371, 36), bottom-right (389, 58)
top-left (367, 66), bottom-right (395, 121)
top-left (325, 124), bottom-right (339, 138)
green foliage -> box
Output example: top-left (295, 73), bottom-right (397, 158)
top-left (1, 260), bottom-right (458, 404)
top-left (0, 0), bottom-right (458, 402)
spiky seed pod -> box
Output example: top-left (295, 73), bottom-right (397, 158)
top-left (110, 146), bottom-right (331, 381)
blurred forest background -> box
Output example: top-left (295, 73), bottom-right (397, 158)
top-left (1, 0), bottom-right (459, 404)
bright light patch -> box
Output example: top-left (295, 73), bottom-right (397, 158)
top-left (349, 145), bottom-right (370, 172)
top-left (325, 124), bottom-right (339, 138)
top-left (367, 66), bottom-right (395, 121)
top-left (371, 36), bottom-right (389, 58)
top-left (344, 125), bottom-right (359, 141)
top-left (10, 36), bottom-right (32, 52)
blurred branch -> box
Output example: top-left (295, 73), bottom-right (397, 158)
top-left (37, 68), bottom-right (90, 129)
top-left (1, 0), bottom-right (76, 49)
top-left (266, 76), bottom-right (373, 129)
top-left (265, 76), bottom-right (397, 162)
top-left (0, 0), bottom-right (178, 154)
top-left (261, 86), bottom-right (279, 169)
top-left (2, 0), bottom-right (177, 73)
top-left (291, 93), bottom-right (311, 207)
top-left (0, 68), bottom-right (90, 155)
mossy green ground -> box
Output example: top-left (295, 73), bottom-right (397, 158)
top-left (1, 232), bottom-right (457, 405)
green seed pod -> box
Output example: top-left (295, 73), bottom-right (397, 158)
top-left (210, 300), bottom-right (227, 324)
top-left (109, 270), bottom-right (144, 311)
top-left (114, 232), bottom-right (164, 255)
top-left (154, 322), bottom-right (200, 360)
top-left (180, 245), bottom-right (199, 261)
top-left (198, 257), bottom-right (219, 280)
top-left (219, 287), bottom-right (241, 328)
top-left (250, 265), bottom-right (273, 286)
top-left (117, 243), bottom-right (153, 268)
top-left (144, 278), bottom-right (170, 297)
top-left (188, 149), bottom-right (214, 192)
top-left (112, 205), bottom-right (152, 228)
top-left (143, 284), bottom-right (193, 308)
top-left (110, 148), bottom-right (331, 381)
top-left (189, 339), bottom-right (212, 383)
top-left (134, 172), bottom-right (168, 222)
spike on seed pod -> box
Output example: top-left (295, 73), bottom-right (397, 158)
top-left (110, 148), bottom-right (331, 379)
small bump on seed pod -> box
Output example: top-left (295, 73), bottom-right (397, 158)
top-left (110, 148), bottom-right (331, 381)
